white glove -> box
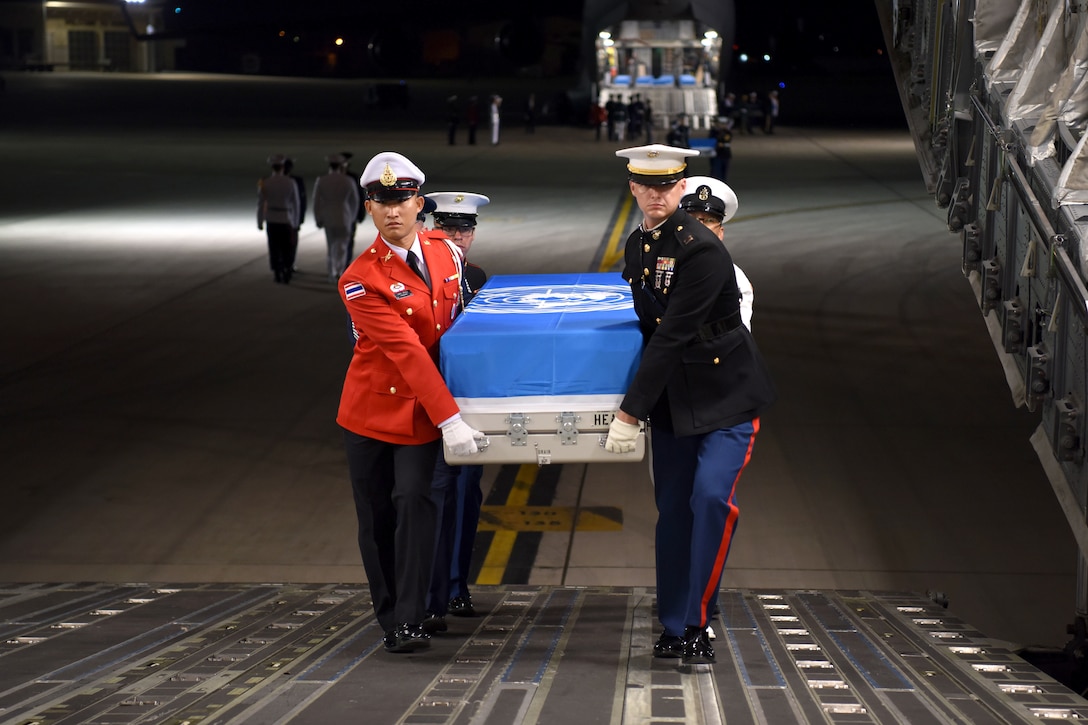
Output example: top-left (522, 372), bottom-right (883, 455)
top-left (604, 417), bottom-right (641, 453)
top-left (441, 416), bottom-right (482, 457)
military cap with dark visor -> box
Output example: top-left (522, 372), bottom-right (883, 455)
top-left (679, 175), bottom-right (739, 223)
top-left (427, 191), bottom-right (491, 228)
top-left (681, 184), bottom-right (726, 217)
top-left (615, 143), bottom-right (700, 185)
top-left (360, 151), bottom-right (426, 202)
top-left (365, 172), bottom-right (420, 202)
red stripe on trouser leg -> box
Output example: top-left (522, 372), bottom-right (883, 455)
top-left (698, 417), bottom-right (759, 627)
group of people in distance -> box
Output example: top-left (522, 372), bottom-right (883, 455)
top-left (257, 152), bottom-right (368, 285)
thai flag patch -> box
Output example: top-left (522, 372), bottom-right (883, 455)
top-left (344, 281), bottom-right (366, 299)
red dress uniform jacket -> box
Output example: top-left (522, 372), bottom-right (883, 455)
top-left (336, 233), bottom-right (464, 445)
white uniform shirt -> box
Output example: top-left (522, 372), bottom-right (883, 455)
top-left (312, 171), bottom-right (361, 231)
top-left (734, 264), bottom-right (754, 331)
top-left (258, 172), bottom-right (300, 228)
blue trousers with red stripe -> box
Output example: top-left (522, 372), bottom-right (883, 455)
top-left (651, 418), bottom-right (759, 637)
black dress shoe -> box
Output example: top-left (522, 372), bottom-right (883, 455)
top-left (448, 595), bottom-right (477, 617)
top-left (652, 633), bottom-right (685, 659)
top-left (383, 623), bottom-right (431, 653)
top-left (681, 626), bottom-right (715, 665)
top-left (422, 613), bottom-right (448, 634)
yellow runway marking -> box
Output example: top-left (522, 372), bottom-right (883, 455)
top-left (476, 464), bottom-right (538, 585)
top-left (478, 505), bottom-right (623, 532)
top-left (599, 192), bottom-right (635, 272)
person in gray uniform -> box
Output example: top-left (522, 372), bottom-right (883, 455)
top-left (257, 153), bottom-right (300, 284)
top-left (312, 153), bottom-right (360, 283)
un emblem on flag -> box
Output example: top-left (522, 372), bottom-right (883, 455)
top-left (470, 284), bottom-right (631, 314)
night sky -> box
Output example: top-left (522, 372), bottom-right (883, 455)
top-left (148, 0), bottom-right (895, 119)
top-left (158, 0), bottom-right (887, 66)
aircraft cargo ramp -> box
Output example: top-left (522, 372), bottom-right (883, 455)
top-left (2, 583), bottom-right (1086, 724)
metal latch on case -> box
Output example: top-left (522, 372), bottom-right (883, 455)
top-left (506, 413), bottom-right (528, 446)
top-left (557, 412), bottom-right (580, 444)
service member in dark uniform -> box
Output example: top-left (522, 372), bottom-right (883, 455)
top-left (421, 191), bottom-right (490, 631)
top-left (680, 175), bottom-right (753, 331)
top-left (283, 157), bottom-right (306, 274)
top-left (708, 117), bottom-right (733, 182)
top-left (427, 192), bottom-right (489, 301)
top-left (337, 151), bottom-right (485, 653)
top-left (604, 144), bottom-right (776, 666)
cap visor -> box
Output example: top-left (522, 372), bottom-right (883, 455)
top-left (434, 214), bottom-right (477, 228)
top-left (680, 198), bottom-right (726, 216)
top-left (367, 188), bottom-right (418, 202)
top-left (629, 171), bottom-right (685, 185)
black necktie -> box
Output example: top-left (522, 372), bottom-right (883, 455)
top-left (406, 250), bottom-right (430, 290)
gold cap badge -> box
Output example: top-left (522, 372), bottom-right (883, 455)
top-left (379, 163), bottom-right (397, 187)
top-left (698, 187), bottom-right (710, 201)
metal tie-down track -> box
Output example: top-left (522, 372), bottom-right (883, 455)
top-left (1, 584), bottom-right (1085, 724)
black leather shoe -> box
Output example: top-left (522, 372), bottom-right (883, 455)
top-left (448, 595), bottom-right (477, 617)
top-left (681, 626), bottom-right (715, 665)
top-left (422, 613), bottom-right (448, 634)
top-left (652, 633), bottom-right (685, 659)
top-left (383, 623), bottom-right (431, 653)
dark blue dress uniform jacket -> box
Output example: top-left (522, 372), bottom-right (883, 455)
top-left (620, 208), bottom-right (776, 436)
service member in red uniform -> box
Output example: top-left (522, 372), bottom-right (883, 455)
top-left (604, 144), bottom-right (776, 667)
top-left (337, 151), bottom-right (485, 653)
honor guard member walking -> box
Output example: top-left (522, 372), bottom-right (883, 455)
top-left (257, 153), bottom-right (300, 284)
top-left (489, 95), bottom-right (502, 145)
top-left (337, 151), bottom-right (485, 653)
top-left (340, 151), bottom-right (367, 263)
top-left (283, 157), bottom-right (306, 274)
top-left (422, 191), bottom-right (490, 629)
top-left (679, 176), bottom-right (753, 331)
top-left (604, 144), bottom-right (776, 666)
top-left (313, 153), bottom-right (361, 283)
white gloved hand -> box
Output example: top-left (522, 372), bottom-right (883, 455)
top-left (441, 416), bottom-right (482, 457)
top-left (604, 417), bottom-right (641, 453)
